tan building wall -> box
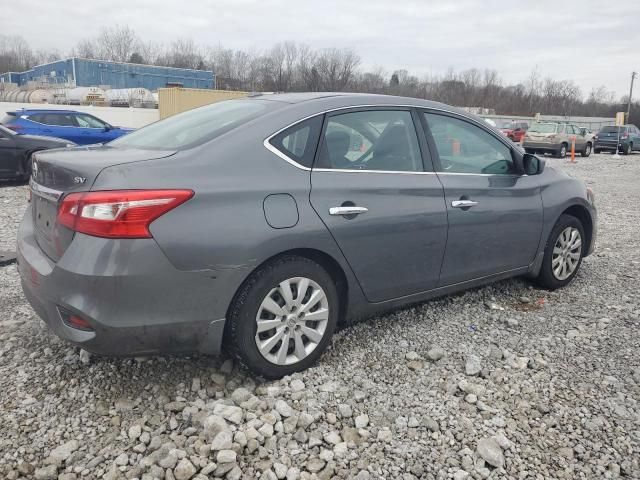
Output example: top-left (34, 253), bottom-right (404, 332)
top-left (158, 88), bottom-right (248, 119)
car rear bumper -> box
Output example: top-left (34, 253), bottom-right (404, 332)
top-left (16, 206), bottom-right (239, 356)
top-left (522, 141), bottom-right (561, 152)
top-left (595, 141), bottom-right (624, 151)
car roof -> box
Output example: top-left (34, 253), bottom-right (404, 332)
top-left (11, 109), bottom-right (80, 115)
top-left (246, 92), bottom-right (453, 109)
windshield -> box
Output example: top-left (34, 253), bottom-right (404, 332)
top-left (528, 123), bottom-right (557, 134)
top-left (111, 99), bottom-right (272, 150)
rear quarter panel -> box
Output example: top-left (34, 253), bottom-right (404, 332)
top-left (90, 110), bottom-right (368, 317)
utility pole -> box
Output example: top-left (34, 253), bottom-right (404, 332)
top-left (627, 71), bottom-right (637, 123)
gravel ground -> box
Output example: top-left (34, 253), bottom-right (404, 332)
top-left (0, 153), bottom-right (638, 480)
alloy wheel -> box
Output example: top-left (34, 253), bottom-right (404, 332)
top-left (551, 227), bottom-right (582, 280)
top-left (254, 277), bottom-right (329, 365)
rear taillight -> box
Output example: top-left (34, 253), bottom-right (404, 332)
top-left (57, 189), bottom-right (194, 239)
top-left (621, 133), bottom-right (629, 139)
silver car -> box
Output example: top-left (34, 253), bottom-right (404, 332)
top-left (17, 93), bottom-right (596, 378)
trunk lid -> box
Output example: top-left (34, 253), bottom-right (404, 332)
top-left (30, 145), bottom-right (176, 262)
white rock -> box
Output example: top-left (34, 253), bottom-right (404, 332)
top-left (476, 437), bottom-right (504, 468)
top-left (338, 403), bottom-right (352, 418)
top-left (465, 354), bottom-right (482, 376)
top-left (216, 449), bottom-right (237, 463)
top-left (128, 424), bottom-right (142, 440)
top-left (273, 462), bottom-right (288, 479)
top-left (79, 349), bottom-right (91, 364)
top-left (47, 439), bottom-right (79, 465)
top-left (174, 458), bottom-right (197, 480)
top-left (426, 346), bottom-right (445, 361)
top-left (211, 430), bottom-right (233, 450)
top-left (453, 470), bottom-right (470, 480)
top-left (323, 430), bottom-right (342, 445)
top-left (286, 467), bottom-right (301, 480)
top-left (213, 404), bottom-right (243, 424)
top-left (275, 399), bottom-right (293, 417)
top-left (290, 379), bottom-right (305, 392)
top-left (355, 414), bottom-right (369, 428)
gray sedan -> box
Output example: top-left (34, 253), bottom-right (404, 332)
top-left (17, 93), bottom-right (596, 378)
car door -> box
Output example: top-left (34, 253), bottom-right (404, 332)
top-left (570, 125), bottom-right (586, 152)
top-left (0, 128), bottom-right (18, 178)
top-left (421, 111), bottom-right (544, 286)
top-left (310, 108), bottom-right (448, 302)
top-left (631, 125), bottom-right (640, 150)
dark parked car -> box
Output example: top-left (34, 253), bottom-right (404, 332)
top-left (594, 125), bottom-right (640, 154)
top-left (0, 125), bottom-right (73, 181)
top-left (2, 109), bottom-right (133, 145)
top-left (18, 93), bottom-right (597, 378)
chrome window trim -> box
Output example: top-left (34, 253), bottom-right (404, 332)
top-left (30, 180), bottom-right (63, 202)
top-left (263, 103), bottom-right (515, 174)
top-left (313, 168), bottom-right (436, 175)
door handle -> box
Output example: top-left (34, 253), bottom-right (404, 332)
top-left (451, 200), bottom-right (478, 208)
top-left (329, 206), bottom-right (368, 216)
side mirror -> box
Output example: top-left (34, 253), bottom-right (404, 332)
top-left (103, 125), bottom-right (113, 132)
top-left (523, 153), bottom-right (545, 175)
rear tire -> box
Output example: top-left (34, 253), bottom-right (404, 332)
top-left (534, 214), bottom-right (585, 290)
top-left (581, 143), bottom-right (592, 157)
top-left (21, 152), bottom-right (36, 182)
top-left (594, 148), bottom-right (601, 154)
top-left (556, 144), bottom-right (567, 158)
top-left (226, 255), bottom-right (339, 378)
top-left (622, 143), bottom-right (632, 155)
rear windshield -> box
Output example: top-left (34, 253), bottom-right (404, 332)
top-left (110, 99), bottom-right (273, 150)
top-left (599, 126), bottom-right (624, 133)
top-left (528, 123), bottom-right (557, 134)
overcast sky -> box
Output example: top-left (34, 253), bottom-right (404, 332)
top-left (3, 0), bottom-right (639, 99)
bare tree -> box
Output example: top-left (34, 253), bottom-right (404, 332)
top-left (96, 25), bottom-right (141, 62)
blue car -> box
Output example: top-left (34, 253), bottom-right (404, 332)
top-left (1, 109), bottom-right (133, 145)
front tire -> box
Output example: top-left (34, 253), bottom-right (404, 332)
top-left (535, 214), bottom-right (585, 290)
top-left (581, 143), bottom-right (592, 157)
top-left (226, 255), bottom-right (339, 378)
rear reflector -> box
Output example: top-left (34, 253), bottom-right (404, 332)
top-left (59, 310), bottom-right (94, 332)
top-left (57, 189), bottom-right (194, 239)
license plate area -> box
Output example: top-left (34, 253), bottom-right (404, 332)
top-left (33, 195), bottom-right (58, 241)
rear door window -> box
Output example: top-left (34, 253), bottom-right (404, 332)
top-left (40, 113), bottom-right (75, 127)
top-left (269, 116), bottom-right (323, 168)
top-left (316, 110), bottom-right (423, 172)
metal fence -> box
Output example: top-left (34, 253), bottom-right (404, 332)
top-left (158, 88), bottom-right (248, 119)
top-left (483, 114), bottom-right (615, 131)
